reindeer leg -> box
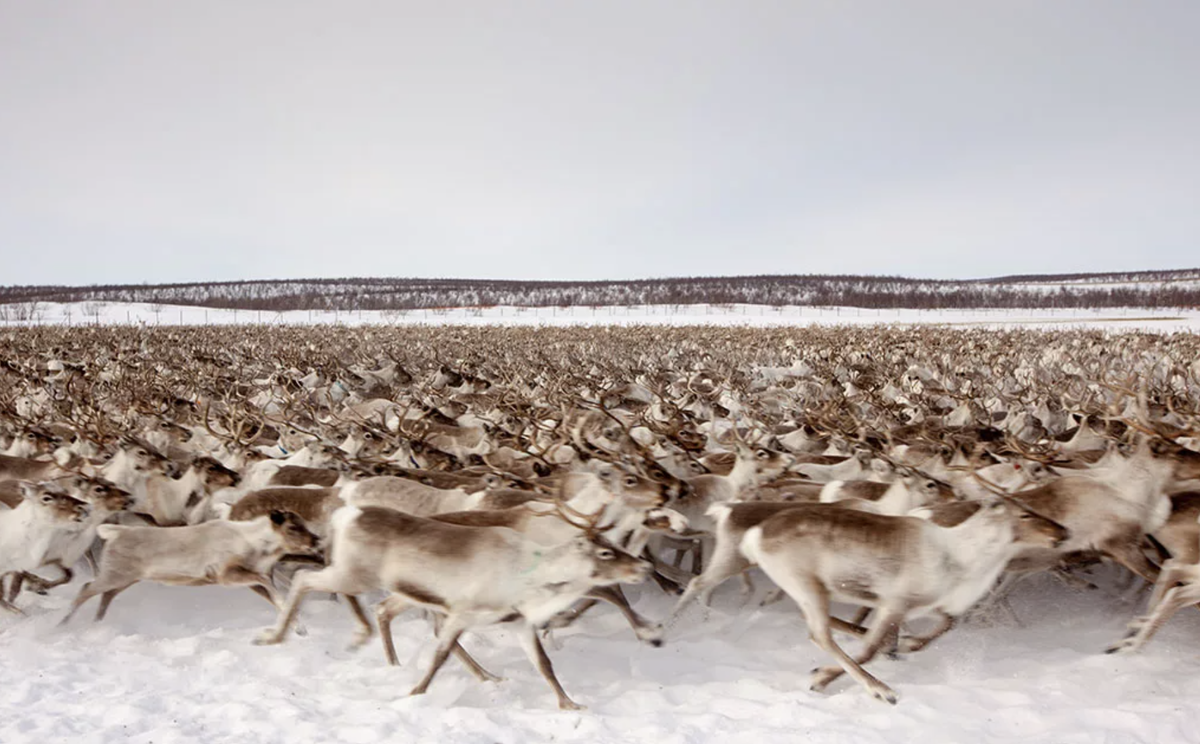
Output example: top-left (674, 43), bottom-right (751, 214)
top-left (60, 575), bottom-right (131, 626)
top-left (544, 598), bottom-right (599, 632)
top-left (738, 570), bottom-right (756, 601)
top-left (811, 607), bottom-right (904, 692)
top-left (1109, 579), bottom-right (1200, 654)
top-left (692, 538), bottom-right (705, 574)
top-left (783, 575), bottom-right (898, 705)
top-left (434, 614), bottom-right (502, 683)
top-left (649, 568), bottom-right (684, 595)
top-left (0, 576), bottom-right (24, 616)
top-left (1140, 560), bottom-right (1189, 619)
top-left (94, 583), bottom-right (135, 621)
top-left (31, 562), bottom-right (75, 593)
top-left (1105, 540), bottom-right (1161, 586)
top-left (378, 599), bottom-right (498, 681)
top-left (7, 572), bottom-right (25, 602)
top-left (59, 581), bottom-right (100, 625)
top-left (255, 567), bottom-right (348, 645)
top-left (896, 611), bottom-right (955, 653)
top-left (376, 595), bottom-right (407, 666)
top-left (520, 623), bottom-right (584, 710)
top-left (343, 595), bottom-right (373, 649)
top-left (759, 587), bottom-right (785, 606)
top-left (453, 642), bottom-right (502, 683)
top-left (409, 615), bottom-right (468, 697)
top-left (665, 540), bottom-right (751, 628)
top-left (586, 585), bottom-right (664, 646)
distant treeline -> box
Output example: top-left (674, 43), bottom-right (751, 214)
top-left (2, 272), bottom-right (1199, 311)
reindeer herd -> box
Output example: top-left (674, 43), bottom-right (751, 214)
top-left (2, 323), bottom-right (1199, 708)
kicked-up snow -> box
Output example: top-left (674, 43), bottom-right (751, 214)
top-left (1, 565), bottom-right (1197, 744)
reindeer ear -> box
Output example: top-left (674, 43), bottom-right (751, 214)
top-left (269, 510), bottom-right (286, 525)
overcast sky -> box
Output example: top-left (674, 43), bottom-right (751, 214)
top-left (1, 1), bottom-right (1197, 286)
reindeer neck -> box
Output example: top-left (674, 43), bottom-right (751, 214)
top-left (932, 511), bottom-right (1018, 615)
top-left (726, 453), bottom-right (759, 489)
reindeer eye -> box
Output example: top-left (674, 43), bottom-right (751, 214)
top-left (137, 450), bottom-right (146, 456)
top-left (623, 476), bottom-right (638, 487)
top-left (596, 548), bottom-right (615, 560)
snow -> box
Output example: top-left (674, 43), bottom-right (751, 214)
top-left (1, 566), bottom-right (1196, 743)
top-left (4, 301), bottom-right (1200, 332)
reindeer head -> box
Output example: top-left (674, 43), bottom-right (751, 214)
top-left (63, 475), bottom-right (135, 513)
top-left (19, 482), bottom-right (90, 523)
top-left (574, 536), bottom-right (651, 585)
top-left (268, 510), bottom-right (321, 555)
top-left (118, 436), bottom-right (181, 478)
top-left (607, 469), bottom-right (668, 509)
top-left (152, 418), bottom-right (194, 444)
top-left (190, 455), bottom-right (241, 489)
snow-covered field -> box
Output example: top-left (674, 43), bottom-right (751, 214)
top-left (4, 301), bottom-right (1200, 332)
top-left (1, 565), bottom-right (1197, 744)
top-left (4, 302), bottom-right (1200, 743)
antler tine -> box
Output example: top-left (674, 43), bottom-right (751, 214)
top-left (1002, 432), bottom-right (1058, 466)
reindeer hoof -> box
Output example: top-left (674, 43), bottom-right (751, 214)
top-left (1106, 639), bottom-right (1137, 655)
top-left (347, 631), bottom-right (373, 651)
top-left (558, 699), bottom-right (586, 711)
top-left (253, 630), bottom-right (285, 646)
top-left (637, 623), bottom-right (665, 647)
top-left (873, 688), bottom-right (899, 705)
top-left (809, 667), bottom-right (840, 691)
top-left (895, 637), bottom-right (922, 653)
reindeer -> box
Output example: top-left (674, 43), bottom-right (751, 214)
top-left (9, 476), bottom-right (134, 598)
top-left (0, 482), bottom-right (90, 612)
top-left (254, 505), bottom-right (650, 709)
top-left (60, 511), bottom-right (320, 624)
top-left (143, 455), bottom-right (241, 526)
top-left (741, 501), bottom-right (1066, 703)
top-left (1107, 509), bottom-right (1200, 654)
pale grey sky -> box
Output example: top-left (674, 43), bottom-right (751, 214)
top-left (1, 1), bottom-right (1197, 285)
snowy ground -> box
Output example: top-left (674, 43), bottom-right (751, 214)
top-left (4, 302), bottom-right (1200, 743)
top-left (1, 566), bottom-right (1197, 744)
top-left (3, 300), bottom-right (1200, 332)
